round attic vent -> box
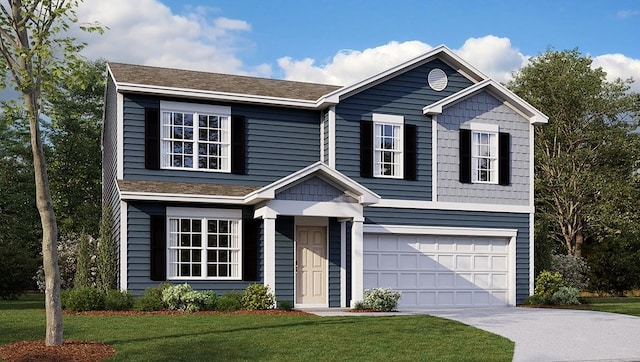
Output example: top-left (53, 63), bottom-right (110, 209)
top-left (428, 68), bottom-right (448, 91)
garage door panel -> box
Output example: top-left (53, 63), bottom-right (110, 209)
top-left (364, 233), bottom-right (511, 308)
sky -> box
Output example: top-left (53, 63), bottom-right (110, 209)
top-left (72, 0), bottom-right (640, 91)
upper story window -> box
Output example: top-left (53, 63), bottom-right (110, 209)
top-left (160, 101), bottom-right (231, 172)
top-left (373, 113), bottom-right (404, 178)
top-left (460, 123), bottom-right (510, 186)
top-left (166, 208), bottom-right (242, 280)
top-left (472, 130), bottom-right (498, 183)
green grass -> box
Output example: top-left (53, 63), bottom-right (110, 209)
top-left (579, 297), bottom-right (640, 317)
top-left (0, 294), bottom-right (513, 361)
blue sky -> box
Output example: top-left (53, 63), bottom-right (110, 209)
top-left (75, 0), bottom-right (640, 90)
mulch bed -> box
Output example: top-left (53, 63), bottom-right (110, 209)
top-left (0, 309), bottom-right (313, 361)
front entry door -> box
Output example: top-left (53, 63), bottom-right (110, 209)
top-left (296, 226), bottom-right (327, 305)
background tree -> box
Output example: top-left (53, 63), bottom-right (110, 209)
top-left (0, 0), bottom-right (101, 345)
top-left (508, 48), bottom-right (640, 259)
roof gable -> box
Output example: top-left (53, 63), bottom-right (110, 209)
top-left (422, 79), bottom-right (549, 124)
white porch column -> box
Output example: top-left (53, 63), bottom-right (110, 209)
top-left (350, 218), bottom-right (364, 307)
top-left (263, 216), bottom-right (277, 294)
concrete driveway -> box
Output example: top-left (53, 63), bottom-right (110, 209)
top-left (425, 307), bottom-right (640, 361)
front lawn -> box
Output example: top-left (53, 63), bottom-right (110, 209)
top-left (579, 297), bottom-right (640, 317)
top-left (0, 294), bottom-right (514, 361)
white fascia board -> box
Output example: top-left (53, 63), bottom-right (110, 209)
top-left (118, 190), bottom-right (246, 204)
top-left (116, 83), bottom-right (319, 109)
top-left (423, 79), bottom-right (549, 125)
top-left (372, 198), bottom-right (534, 213)
top-left (363, 224), bottom-right (518, 238)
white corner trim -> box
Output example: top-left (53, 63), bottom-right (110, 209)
top-left (363, 224), bottom-right (518, 238)
top-left (116, 93), bottom-right (124, 180)
top-left (119, 201), bottom-right (128, 291)
top-left (328, 106), bottom-right (336, 168)
top-left (372, 199), bottom-right (534, 213)
top-left (509, 233), bottom-right (517, 306)
top-left (431, 116), bottom-right (438, 202)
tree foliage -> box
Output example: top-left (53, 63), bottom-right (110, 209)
top-left (508, 48), bottom-right (640, 258)
top-left (0, 0), bottom-right (101, 346)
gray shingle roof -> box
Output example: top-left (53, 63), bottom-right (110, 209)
top-left (117, 180), bottom-right (261, 197)
top-left (108, 62), bottom-right (342, 101)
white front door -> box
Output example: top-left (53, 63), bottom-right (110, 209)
top-left (296, 226), bottom-right (327, 305)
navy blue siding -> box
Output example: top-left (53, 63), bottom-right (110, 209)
top-left (102, 78), bottom-right (122, 286)
top-left (275, 216), bottom-right (295, 304)
top-left (346, 222), bottom-right (352, 305)
top-left (335, 59), bottom-right (474, 200)
top-left (126, 202), bottom-right (259, 295)
top-left (364, 207), bottom-right (531, 304)
top-left (328, 218), bottom-right (341, 307)
top-left (121, 95), bottom-right (321, 185)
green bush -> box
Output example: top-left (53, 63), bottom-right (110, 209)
top-left (352, 300), bottom-right (368, 310)
top-left (216, 291), bottom-right (244, 312)
top-left (134, 283), bottom-right (170, 311)
top-left (0, 241), bottom-right (37, 299)
top-left (242, 283), bottom-right (275, 310)
top-left (363, 287), bottom-right (402, 311)
top-left (104, 290), bottom-right (134, 311)
top-left (62, 287), bottom-right (105, 311)
top-left (162, 283), bottom-right (206, 312)
top-left (550, 254), bottom-right (589, 291)
top-left (277, 300), bottom-right (293, 311)
top-left (551, 286), bottom-right (580, 305)
top-left (200, 291), bottom-right (217, 311)
top-left (533, 271), bottom-right (566, 304)
top-left (524, 294), bottom-right (545, 306)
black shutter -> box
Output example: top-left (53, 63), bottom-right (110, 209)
top-left (404, 124), bottom-right (417, 180)
top-left (459, 129), bottom-right (472, 183)
top-left (242, 218), bottom-right (258, 281)
top-left (149, 215), bottom-right (166, 281)
top-left (360, 121), bottom-right (373, 178)
top-left (498, 132), bottom-right (511, 186)
top-left (144, 108), bottom-right (160, 170)
top-left (231, 115), bottom-right (246, 175)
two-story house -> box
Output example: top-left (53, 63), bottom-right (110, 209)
top-left (102, 45), bottom-right (547, 309)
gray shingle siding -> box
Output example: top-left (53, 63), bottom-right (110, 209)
top-left (363, 207), bottom-right (530, 304)
top-left (334, 59), bottom-right (474, 200)
top-left (276, 176), bottom-right (357, 203)
top-left (121, 94), bottom-right (321, 185)
top-left (437, 91), bottom-right (530, 205)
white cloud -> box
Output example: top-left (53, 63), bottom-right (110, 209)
top-left (593, 54), bottom-right (640, 92)
top-left (74, 0), bottom-right (271, 76)
top-left (277, 36), bottom-right (528, 86)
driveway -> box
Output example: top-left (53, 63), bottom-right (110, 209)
top-left (424, 307), bottom-right (640, 361)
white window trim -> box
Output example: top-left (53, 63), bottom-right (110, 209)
top-left (160, 101), bottom-right (232, 173)
top-left (372, 113), bottom-right (404, 179)
top-left (166, 207), bottom-right (242, 281)
top-left (464, 122), bottom-right (499, 184)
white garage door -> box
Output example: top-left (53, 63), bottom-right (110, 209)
top-left (363, 234), bottom-right (511, 308)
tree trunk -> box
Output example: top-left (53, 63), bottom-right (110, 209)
top-left (25, 92), bottom-right (63, 346)
top-left (575, 228), bottom-right (584, 258)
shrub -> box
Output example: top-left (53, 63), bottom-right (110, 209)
top-left (533, 271), bottom-right (566, 304)
top-left (62, 287), bottom-right (105, 311)
top-left (97, 206), bottom-right (118, 292)
top-left (200, 290), bottom-right (217, 311)
top-left (363, 287), bottom-right (402, 312)
top-left (162, 283), bottom-right (206, 312)
top-left (352, 300), bottom-right (368, 310)
top-left (216, 291), bottom-right (244, 312)
top-left (277, 300), bottom-right (293, 311)
top-left (550, 254), bottom-right (589, 291)
top-left (0, 241), bottom-right (38, 299)
top-left (134, 283), bottom-right (170, 311)
top-left (551, 286), bottom-right (580, 305)
top-left (524, 294), bottom-right (545, 306)
top-left (242, 283), bottom-right (275, 310)
top-left (104, 290), bottom-right (134, 311)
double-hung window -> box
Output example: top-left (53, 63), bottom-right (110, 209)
top-left (460, 123), bottom-right (507, 185)
top-left (373, 113), bottom-right (404, 178)
top-left (160, 101), bottom-right (231, 172)
top-left (166, 208), bottom-right (242, 280)
top-left (472, 130), bottom-right (498, 183)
